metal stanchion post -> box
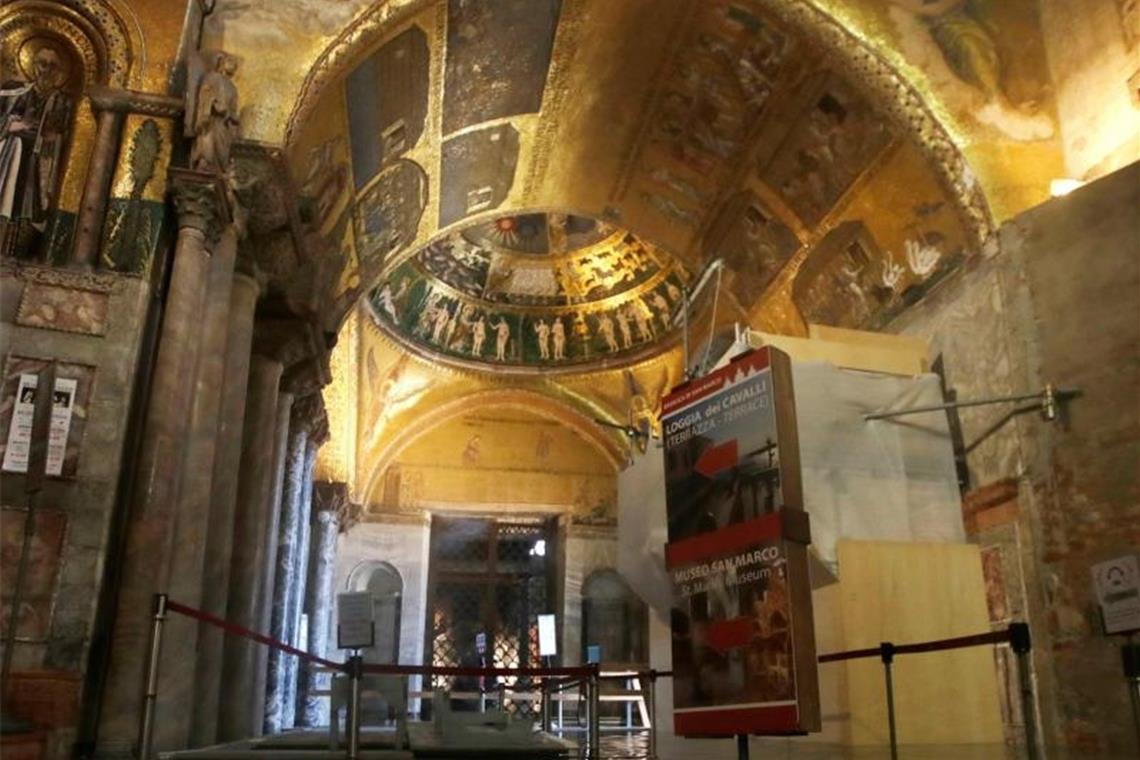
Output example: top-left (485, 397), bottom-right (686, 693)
top-left (347, 654), bottom-right (362, 760)
top-left (880, 642), bottom-right (899, 760)
top-left (1125, 641), bottom-right (1140, 752)
top-left (647, 670), bottom-right (658, 760)
top-left (736, 733), bottom-right (749, 759)
top-left (1010, 623), bottom-right (1041, 760)
top-left (589, 666), bottom-right (601, 759)
top-left (137, 594), bottom-right (168, 760)
top-left (541, 678), bottom-right (551, 733)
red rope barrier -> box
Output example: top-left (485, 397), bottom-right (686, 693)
top-left (359, 662), bottom-right (597, 678)
top-left (818, 628), bottom-right (1011, 663)
top-left (164, 599), bottom-right (345, 671)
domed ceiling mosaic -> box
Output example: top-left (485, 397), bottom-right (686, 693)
top-left (366, 212), bottom-right (689, 369)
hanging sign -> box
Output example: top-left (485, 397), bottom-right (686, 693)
top-left (661, 346), bottom-right (819, 736)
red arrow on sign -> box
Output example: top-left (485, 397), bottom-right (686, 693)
top-left (694, 439), bottom-right (738, 478)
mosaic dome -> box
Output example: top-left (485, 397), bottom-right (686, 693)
top-left (367, 212), bottom-right (689, 369)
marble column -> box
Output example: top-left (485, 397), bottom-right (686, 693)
top-left (250, 390), bottom-right (295, 734)
top-left (191, 265), bottom-right (260, 746)
top-left (159, 217), bottom-right (241, 746)
top-left (97, 170), bottom-right (228, 754)
top-left (72, 106), bottom-right (124, 267)
top-left (264, 401), bottom-right (315, 733)
top-left (298, 482), bottom-right (347, 726)
top-left (283, 435), bottom-right (320, 728)
top-left (217, 356), bottom-right (288, 742)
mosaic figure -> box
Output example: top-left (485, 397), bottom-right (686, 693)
top-left (551, 317), bottom-right (566, 361)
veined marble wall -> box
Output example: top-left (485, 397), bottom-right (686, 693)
top-left (561, 526), bottom-right (618, 667)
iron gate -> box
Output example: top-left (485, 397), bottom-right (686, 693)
top-left (426, 515), bottom-right (555, 716)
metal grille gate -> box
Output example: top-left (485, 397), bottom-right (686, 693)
top-left (426, 516), bottom-right (555, 717)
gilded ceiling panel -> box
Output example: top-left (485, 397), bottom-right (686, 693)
top-left (441, 0), bottom-right (561, 135)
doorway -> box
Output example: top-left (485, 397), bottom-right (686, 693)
top-left (425, 515), bottom-right (557, 716)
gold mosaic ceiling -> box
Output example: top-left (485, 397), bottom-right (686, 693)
top-left (366, 211), bottom-right (689, 370)
top-left (235, 0), bottom-right (1064, 341)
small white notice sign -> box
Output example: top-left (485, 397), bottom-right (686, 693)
top-left (1092, 555), bottom-right (1140, 635)
top-left (2, 374), bottom-right (77, 476)
top-left (337, 591), bottom-right (375, 649)
top-left (537, 613), bottom-right (557, 657)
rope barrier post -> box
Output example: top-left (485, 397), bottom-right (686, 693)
top-left (736, 733), bottom-right (749, 759)
top-left (347, 653), bottom-right (363, 760)
top-left (880, 641), bottom-right (898, 760)
top-left (540, 677), bottom-right (551, 733)
top-left (1010, 622), bottom-right (1040, 760)
top-left (1123, 640), bottom-right (1140, 751)
top-left (647, 670), bottom-right (658, 760)
top-left (137, 593), bottom-right (168, 760)
top-left (588, 665), bottom-right (601, 758)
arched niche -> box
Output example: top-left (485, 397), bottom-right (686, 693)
top-left (347, 559), bottom-right (404, 666)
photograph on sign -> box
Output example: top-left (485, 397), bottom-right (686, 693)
top-left (336, 590), bottom-right (375, 649)
top-left (662, 349), bottom-right (792, 542)
top-left (666, 516), bottom-right (805, 734)
top-left (537, 613), bottom-right (557, 657)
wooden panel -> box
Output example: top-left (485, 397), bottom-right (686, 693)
top-left (835, 539), bottom-right (1003, 746)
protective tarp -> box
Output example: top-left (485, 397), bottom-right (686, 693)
top-left (618, 360), bottom-right (964, 614)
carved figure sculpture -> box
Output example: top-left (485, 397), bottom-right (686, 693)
top-left (186, 52), bottom-right (240, 175)
top-left (0, 45), bottom-right (73, 256)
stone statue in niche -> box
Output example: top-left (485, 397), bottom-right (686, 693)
top-left (0, 43), bottom-right (74, 259)
top-left (185, 51), bottom-right (240, 175)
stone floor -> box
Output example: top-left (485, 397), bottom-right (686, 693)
top-left (159, 727), bottom-right (1140, 760)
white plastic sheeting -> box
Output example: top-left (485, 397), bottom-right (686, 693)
top-left (617, 360), bottom-right (965, 613)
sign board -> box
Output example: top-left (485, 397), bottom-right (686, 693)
top-left (475, 631), bottom-right (487, 655)
top-left (336, 591), bottom-right (375, 650)
top-left (2, 373), bottom-right (77, 476)
top-left (661, 347), bottom-right (818, 736)
top-left (585, 645), bottom-right (601, 664)
top-left (537, 613), bottom-right (557, 657)
top-left (1092, 555), bottom-right (1140, 634)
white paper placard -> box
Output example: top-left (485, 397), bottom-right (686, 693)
top-left (1092, 555), bottom-right (1140, 634)
top-left (2, 374), bottom-right (77, 476)
top-left (2, 374), bottom-right (38, 473)
top-left (337, 591), bottom-right (375, 649)
top-left (537, 613), bottom-right (557, 657)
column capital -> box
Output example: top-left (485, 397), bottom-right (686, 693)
top-left (313, 480), bottom-right (360, 532)
top-left (290, 393), bottom-right (327, 437)
top-left (168, 168), bottom-right (232, 239)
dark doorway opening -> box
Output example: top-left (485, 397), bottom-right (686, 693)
top-left (425, 515), bottom-right (556, 717)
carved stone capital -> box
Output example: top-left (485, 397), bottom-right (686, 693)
top-left (168, 168), bottom-right (232, 239)
top-left (313, 480), bottom-right (348, 518)
top-left (86, 85), bottom-right (183, 117)
top-left (289, 392), bottom-right (326, 437)
top-left (252, 316), bottom-right (319, 368)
